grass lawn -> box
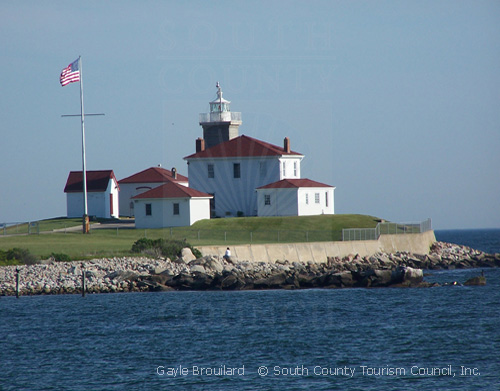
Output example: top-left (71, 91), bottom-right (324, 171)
top-left (0, 214), bottom-right (381, 261)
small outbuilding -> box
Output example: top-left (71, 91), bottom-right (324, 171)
top-left (256, 178), bottom-right (335, 217)
top-left (132, 181), bottom-right (212, 229)
top-left (64, 170), bottom-right (120, 219)
top-left (118, 166), bottom-right (188, 217)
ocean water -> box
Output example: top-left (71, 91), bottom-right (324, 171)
top-left (1, 230), bottom-right (499, 390)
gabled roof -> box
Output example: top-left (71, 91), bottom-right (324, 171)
top-left (119, 166), bottom-right (188, 184)
top-left (184, 135), bottom-right (303, 159)
top-left (132, 182), bottom-right (213, 200)
top-left (64, 170), bottom-right (118, 193)
top-left (257, 178), bottom-right (335, 190)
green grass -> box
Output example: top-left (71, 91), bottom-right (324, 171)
top-left (0, 217), bottom-right (98, 235)
top-left (0, 214), bottom-right (381, 261)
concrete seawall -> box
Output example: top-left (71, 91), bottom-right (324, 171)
top-left (198, 230), bottom-right (437, 264)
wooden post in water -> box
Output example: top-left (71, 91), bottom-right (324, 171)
top-left (81, 263), bottom-right (86, 297)
top-left (15, 268), bottom-right (20, 298)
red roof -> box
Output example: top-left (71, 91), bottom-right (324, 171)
top-left (119, 167), bottom-right (188, 184)
top-left (184, 135), bottom-right (303, 159)
top-left (64, 170), bottom-right (118, 193)
top-left (257, 178), bottom-right (335, 189)
top-left (132, 182), bottom-right (212, 200)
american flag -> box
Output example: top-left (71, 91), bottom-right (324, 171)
top-left (60, 59), bottom-right (80, 86)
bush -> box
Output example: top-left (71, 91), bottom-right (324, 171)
top-left (2, 248), bottom-right (39, 265)
top-left (131, 238), bottom-right (201, 260)
top-left (50, 252), bottom-right (71, 262)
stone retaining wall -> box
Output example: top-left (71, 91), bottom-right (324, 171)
top-left (198, 230), bottom-right (437, 264)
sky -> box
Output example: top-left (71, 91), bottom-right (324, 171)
top-left (1, 0), bottom-right (499, 230)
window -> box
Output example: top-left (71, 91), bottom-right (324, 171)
top-left (260, 161), bottom-right (267, 178)
top-left (293, 162), bottom-right (297, 177)
top-left (305, 194), bottom-right (309, 205)
top-left (315, 193), bottom-right (320, 204)
top-left (145, 203), bottom-right (152, 216)
top-left (173, 203), bottom-right (180, 215)
top-left (282, 161), bottom-right (286, 177)
top-left (233, 163), bottom-right (241, 179)
top-left (325, 192), bottom-right (329, 207)
top-left (208, 164), bottom-right (214, 178)
top-left (264, 194), bottom-right (271, 206)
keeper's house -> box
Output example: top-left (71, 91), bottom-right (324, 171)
top-left (118, 166), bottom-right (188, 217)
top-left (256, 179), bottom-right (335, 217)
top-left (64, 170), bottom-right (119, 219)
top-left (132, 181), bottom-right (212, 229)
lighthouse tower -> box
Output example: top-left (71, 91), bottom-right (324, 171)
top-left (199, 82), bottom-right (242, 149)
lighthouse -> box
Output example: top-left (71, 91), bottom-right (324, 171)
top-left (199, 82), bottom-right (242, 149)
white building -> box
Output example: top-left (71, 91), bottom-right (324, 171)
top-left (256, 178), bottom-right (335, 217)
top-left (64, 170), bottom-right (119, 219)
top-left (184, 135), bottom-right (304, 217)
top-left (133, 181), bottom-right (212, 229)
top-left (118, 166), bottom-right (188, 217)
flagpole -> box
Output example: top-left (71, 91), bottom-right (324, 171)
top-left (79, 56), bottom-right (89, 234)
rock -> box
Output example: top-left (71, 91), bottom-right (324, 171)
top-left (169, 273), bottom-right (195, 290)
top-left (148, 274), bottom-right (172, 285)
top-left (153, 266), bottom-right (167, 274)
top-left (371, 269), bottom-right (393, 287)
top-left (181, 248), bottom-right (196, 263)
top-left (205, 258), bottom-right (224, 273)
top-left (190, 272), bottom-right (214, 290)
top-left (220, 273), bottom-right (245, 290)
top-left (104, 270), bottom-right (139, 282)
top-left (464, 276), bottom-right (486, 286)
top-left (254, 272), bottom-right (287, 289)
top-left (190, 265), bottom-right (206, 274)
top-left (402, 267), bottom-right (423, 284)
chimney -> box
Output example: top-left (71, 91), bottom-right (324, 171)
top-left (171, 167), bottom-right (177, 179)
top-left (196, 137), bottom-right (205, 153)
top-left (284, 137), bottom-right (290, 153)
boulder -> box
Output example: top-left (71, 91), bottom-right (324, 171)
top-left (205, 258), bottom-right (224, 273)
top-left (464, 276), bottom-right (486, 286)
top-left (371, 269), bottom-right (393, 287)
top-left (402, 267), bottom-right (423, 284)
top-left (190, 265), bottom-right (206, 274)
top-left (220, 273), bottom-right (246, 290)
top-left (153, 266), bottom-right (167, 274)
top-left (169, 273), bottom-right (195, 290)
top-left (190, 272), bottom-right (214, 290)
top-left (104, 270), bottom-right (139, 282)
top-left (254, 272), bottom-right (287, 289)
top-left (181, 248), bottom-right (196, 263)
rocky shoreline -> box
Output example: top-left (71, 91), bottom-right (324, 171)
top-left (1, 242), bottom-right (498, 296)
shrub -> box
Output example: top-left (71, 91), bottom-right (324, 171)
top-left (131, 238), bottom-right (158, 253)
top-left (131, 238), bottom-right (201, 260)
top-left (4, 248), bottom-right (39, 265)
top-left (51, 252), bottom-right (71, 262)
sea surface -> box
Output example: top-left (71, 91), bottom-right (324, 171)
top-left (1, 229), bottom-right (499, 390)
